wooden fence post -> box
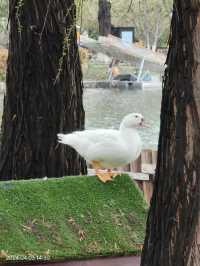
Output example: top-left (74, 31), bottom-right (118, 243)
top-left (152, 150), bottom-right (158, 165)
top-left (130, 155), bottom-right (142, 173)
top-left (141, 150), bottom-right (154, 205)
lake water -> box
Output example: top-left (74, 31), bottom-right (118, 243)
top-left (0, 86), bottom-right (162, 149)
top-left (83, 88), bottom-right (162, 149)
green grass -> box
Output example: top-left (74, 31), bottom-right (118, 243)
top-left (0, 175), bottom-right (147, 262)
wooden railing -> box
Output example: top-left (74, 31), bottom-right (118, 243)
top-left (128, 149), bottom-right (157, 205)
top-left (116, 149), bottom-right (156, 205)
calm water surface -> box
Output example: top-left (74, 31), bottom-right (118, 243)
top-left (83, 88), bottom-right (162, 149)
top-left (0, 87), bottom-right (162, 149)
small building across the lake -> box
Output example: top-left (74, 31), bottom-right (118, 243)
top-left (111, 26), bottom-right (135, 44)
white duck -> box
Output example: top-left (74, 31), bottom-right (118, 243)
top-left (57, 113), bottom-right (144, 183)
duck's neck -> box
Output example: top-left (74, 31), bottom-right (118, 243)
top-left (120, 126), bottom-right (141, 146)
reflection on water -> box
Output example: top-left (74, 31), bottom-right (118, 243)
top-left (83, 88), bottom-right (162, 149)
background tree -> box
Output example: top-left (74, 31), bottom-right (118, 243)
top-left (141, 1), bottom-right (200, 265)
top-left (76, 0), bottom-right (99, 39)
top-left (98, 0), bottom-right (111, 36)
top-left (0, 0), bottom-right (87, 180)
top-left (111, 0), bottom-right (172, 50)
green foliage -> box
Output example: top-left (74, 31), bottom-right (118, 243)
top-left (0, 70), bottom-right (5, 81)
top-left (0, 175), bottom-right (147, 262)
top-left (77, 0), bottom-right (98, 34)
top-left (0, 0), bottom-right (8, 32)
top-left (88, 28), bottom-right (99, 40)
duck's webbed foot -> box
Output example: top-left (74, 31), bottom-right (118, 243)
top-left (107, 169), bottom-right (122, 179)
top-left (90, 161), bottom-right (113, 183)
top-left (91, 161), bottom-right (120, 183)
top-left (97, 169), bottom-right (120, 183)
top-left (96, 171), bottom-right (113, 183)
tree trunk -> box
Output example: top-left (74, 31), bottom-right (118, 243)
top-left (0, 0), bottom-right (87, 180)
top-left (143, 0), bottom-right (151, 50)
top-left (145, 32), bottom-right (151, 50)
top-left (98, 0), bottom-right (111, 36)
top-left (141, 1), bottom-right (200, 266)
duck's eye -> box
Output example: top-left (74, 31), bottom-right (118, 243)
top-left (135, 115), bottom-right (138, 118)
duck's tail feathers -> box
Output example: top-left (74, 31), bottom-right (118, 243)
top-left (57, 133), bottom-right (64, 144)
top-left (57, 133), bottom-right (82, 149)
top-left (57, 133), bottom-right (72, 145)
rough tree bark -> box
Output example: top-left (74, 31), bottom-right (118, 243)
top-left (0, 0), bottom-right (87, 180)
top-left (141, 1), bottom-right (200, 266)
top-left (98, 0), bottom-right (111, 36)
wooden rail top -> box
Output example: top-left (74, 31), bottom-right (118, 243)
top-left (87, 168), bottom-right (150, 181)
top-left (88, 149), bottom-right (157, 182)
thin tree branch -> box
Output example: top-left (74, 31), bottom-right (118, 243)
top-left (127, 0), bottom-right (133, 13)
top-left (39, 0), bottom-right (52, 45)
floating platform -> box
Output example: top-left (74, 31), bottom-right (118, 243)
top-left (83, 80), bottom-right (143, 90)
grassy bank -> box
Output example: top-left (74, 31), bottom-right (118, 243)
top-left (0, 174), bottom-right (147, 263)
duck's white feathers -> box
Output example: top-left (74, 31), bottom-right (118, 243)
top-left (58, 129), bottom-right (120, 157)
top-left (86, 140), bottom-right (129, 168)
top-left (58, 127), bottom-right (141, 168)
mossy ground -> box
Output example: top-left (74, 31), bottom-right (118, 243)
top-left (0, 174), bottom-right (147, 263)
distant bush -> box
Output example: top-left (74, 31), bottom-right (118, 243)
top-left (79, 47), bottom-right (89, 65)
top-left (0, 48), bottom-right (7, 81)
top-left (88, 29), bottom-right (98, 40)
top-left (135, 40), bottom-right (145, 48)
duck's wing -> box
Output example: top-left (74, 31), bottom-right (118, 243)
top-left (86, 137), bottom-right (129, 167)
top-left (73, 129), bottom-right (119, 143)
top-left (57, 129), bottom-right (120, 158)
